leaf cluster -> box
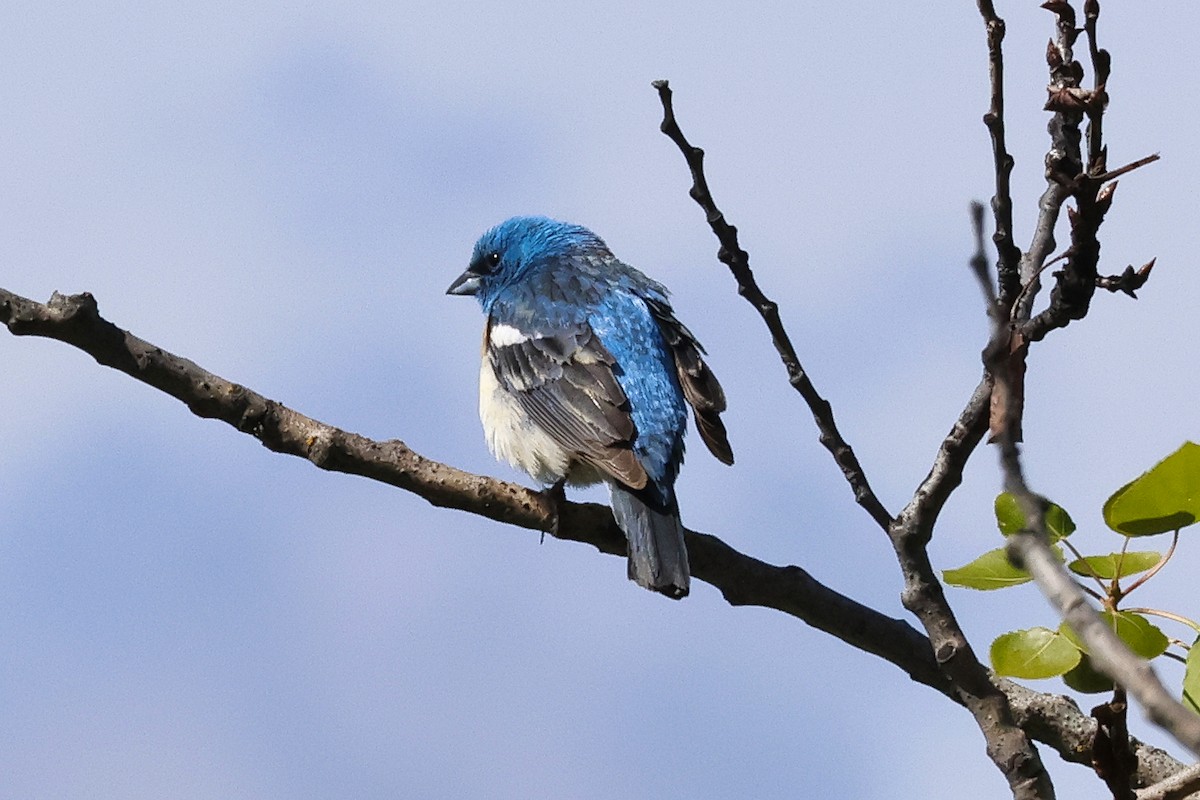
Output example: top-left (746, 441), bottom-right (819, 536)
top-left (946, 442), bottom-right (1200, 707)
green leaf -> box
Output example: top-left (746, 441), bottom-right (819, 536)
top-left (1058, 612), bottom-right (1169, 660)
top-left (1044, 503), bottom-right (1077, 540)
top-left (994, 492), bottom-right (1075, 540)
top-left (944, 544), bottom-right (1066, 591)
top-left (1104, 442), bottom-right (1200, 536)
top-left (1113, 611), bottom-right (1170, 659)
top-left (1062, 654), bottom-right (1114, 694)
top-left (1184, 639), bottom-right (1200, 715)
top-left (991, 628), bottom-right (1082, 679)
top-left (1057, 620), bottom-right (1086, 653)
top-left (1067, 551), bottom-right (1163, 580)
top-left (995, 493), bottom-right (1025, 535)
top-left (943, 547), bottom-right (1031, 590)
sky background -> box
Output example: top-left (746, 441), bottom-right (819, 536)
top-left (3, 2), bottom-right (1198, 798)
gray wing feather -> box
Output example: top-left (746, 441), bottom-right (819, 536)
top-left (488, 321), bottom-right (648, 489)
top-left (645, 298), bottom-right (734, 465)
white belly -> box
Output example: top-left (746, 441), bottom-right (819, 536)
top-left (479, 357), bottom-right (602, 486)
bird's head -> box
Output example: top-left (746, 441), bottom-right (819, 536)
top-left (446, 216), bottom-right (609, 308)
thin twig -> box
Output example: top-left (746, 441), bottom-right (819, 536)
top-left (651, 79), bottom-right (893, 533)
top-left (1082, 0), bottom-right (1111, 173)
top-left (977, 0), bottom-right (1024, 308)
top-left (1013, 1), bottom-right (1084, 322)
top-left (1096, 153), bottom-right (1161, 183)
top-left (1121, 530), bottom-right (1179, 599)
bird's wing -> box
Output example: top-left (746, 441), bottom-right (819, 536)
top-left (645, 298), bottom-right (735, 465)
top-left (487, 319), bottom-right (649, 489)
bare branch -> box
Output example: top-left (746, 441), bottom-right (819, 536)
top-left (1017, 0), bottom-right (1154, 343)
top-left (0, 286), bottom-right (939, 689)
top-left (872, 206), bottom-right (1054, 800)
top-left (1002, 678), bottom-right (1189, 789)
top-left (651, 79), bottom-right (893, 534)
top-left (977, 0), bottom-right (1023, 308)
top-left (653, 83), bottom-right (1054, 795)
top-left (1012, 1), bottom-right (1085, 322)
top-left (893, 492), bottom-right (1057, 800)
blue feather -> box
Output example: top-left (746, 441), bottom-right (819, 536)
top-left (448, 216), bottom-right (732, 598)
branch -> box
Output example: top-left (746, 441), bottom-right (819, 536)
top-left (1016, 0), bottom-right (1156, 343)
top-left (879, 207), bottom-right (1056, 799)
top-left (651, 79), bottom-right (893, 534)
top-left (658, 77), bottom-right (1069, 800)
top-left (0, 286), bottom-right (941, 689)
top-left (977, 0), bottom-right (1023, 308)
top-left (1002, 678), bottom-right (1190, 790)
top-left (1136, 762), bottom-right (1200, 800)
top-left (1012, 1), bottom-right (1084, 323)
top-left (651, 82), bottom-right (1054, 795)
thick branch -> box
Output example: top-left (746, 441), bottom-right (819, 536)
top-left (893, 445), bottom-right (1056, 798)
top-left (1002, 679), bottom-right (1189, 789)
top-left (651, 79), bottom-right (893, 534)
top-left (0, 287), bottom-right (938, 688)
top-left (1136, 762), bottom-right (1200, 800)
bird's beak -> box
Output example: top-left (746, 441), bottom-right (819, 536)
top-left (446, 269), bottom-right (482, 296)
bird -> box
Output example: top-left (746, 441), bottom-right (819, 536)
top-left (447, 216), bottom-right (733, 598)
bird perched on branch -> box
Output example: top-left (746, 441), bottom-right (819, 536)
top-left (447, 216), bottom-right (733, 598)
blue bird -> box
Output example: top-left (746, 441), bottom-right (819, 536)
top-left (447, 216), bottom-right (733, 598)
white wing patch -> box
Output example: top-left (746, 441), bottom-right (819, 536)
top-left (488, 322), bottom-right (529, 347)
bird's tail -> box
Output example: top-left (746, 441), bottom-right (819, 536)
top-left (608, 483), bottom-right (689, 599)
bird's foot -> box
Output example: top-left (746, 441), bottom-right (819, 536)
top-left (542, 478), bottom-right (568, 542)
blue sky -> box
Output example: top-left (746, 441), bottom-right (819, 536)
top-left (3, 2), bottom-right (1199, 797)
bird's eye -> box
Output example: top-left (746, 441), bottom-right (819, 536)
top-left (486, 252), bottom-right (501, 270)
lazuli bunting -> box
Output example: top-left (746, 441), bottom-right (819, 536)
top-left (447, 216), bottom-right (732, 598)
